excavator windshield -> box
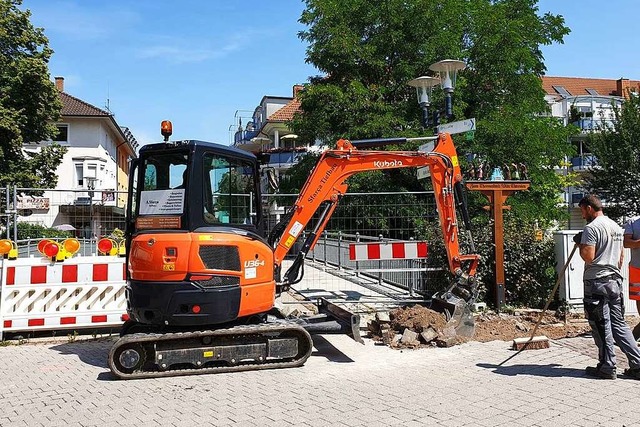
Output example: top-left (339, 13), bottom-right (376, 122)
top-left (203, 153), bottom-right (258, 226)
top-left (128, 140), bottom-right (262, 234)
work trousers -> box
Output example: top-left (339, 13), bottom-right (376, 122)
top-left (584, 275), bottom-right (640, 373)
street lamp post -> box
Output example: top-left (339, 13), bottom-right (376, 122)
top-left (87, 177), bottom-right (96, 240)
top-left (429, 59), bottom-right (466, 120)
top-left (408, 59), bottom-right (466, 131)
top-left (407, 76), bottom-right (440, 130)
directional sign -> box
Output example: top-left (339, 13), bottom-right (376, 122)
top-left (437, 118), bottom-right (476, 135)
top-left (418, 142), bottom-right (435, 153)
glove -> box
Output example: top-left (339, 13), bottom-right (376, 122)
top-left (573, 232), bottom-right (583, 244)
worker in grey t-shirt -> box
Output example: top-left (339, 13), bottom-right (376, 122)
top-left (576, 194), bottom-right (640, 380)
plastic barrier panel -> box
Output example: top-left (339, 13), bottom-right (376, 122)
top-left (349, 241), bottom-right (428, 261)
top-left (0, 255), bottom-right (127, 338)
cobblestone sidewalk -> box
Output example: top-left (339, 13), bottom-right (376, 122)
top-left (1, 334), bottom-right (639, 427)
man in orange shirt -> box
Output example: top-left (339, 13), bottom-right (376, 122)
top-left (623, 216), bottom-right (640, 340)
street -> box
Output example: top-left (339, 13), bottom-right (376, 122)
top-left (1, 334), bottom-right (639, 426)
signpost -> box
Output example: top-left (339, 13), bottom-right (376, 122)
top-left (465, 180), bottom-right (531, 310)
top-left (436, 118), bottom-right (476, 135)
top-left (417, 118), bottom-right (476, 180)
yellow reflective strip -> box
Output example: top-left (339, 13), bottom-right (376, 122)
top-left (203, 351), bottom-right (214, 358)
top-left (451, 156), bottom-right (459, 167)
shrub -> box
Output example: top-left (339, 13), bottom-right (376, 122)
top-left (418, 216), bottom-right (557, 309)
top-left (2, 222), bottom-right (73, 240)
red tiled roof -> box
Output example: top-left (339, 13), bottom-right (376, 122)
top-left (60, 92), bottom-right (111, 116)
top-left (542, 76), bottom-right (640, 97)
top-left (268, 97), bottom-right (301, 122)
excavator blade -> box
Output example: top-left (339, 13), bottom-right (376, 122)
top-left (430, 294), bottom-right (475, 338)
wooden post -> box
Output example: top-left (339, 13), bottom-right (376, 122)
top-left (465, 180), bottom-right (531, 310)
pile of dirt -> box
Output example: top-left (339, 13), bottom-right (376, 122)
top-left (368, 305), bottom-right (593, 349)
top-left (368, 305), bottom-right (454, 348)
top-left (473, 311), bottom-right (591, 342)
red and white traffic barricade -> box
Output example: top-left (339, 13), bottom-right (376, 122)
top-left (0, 255), bottom-right (127, 338)
top-left (349, 241), bottom-right (428, 262)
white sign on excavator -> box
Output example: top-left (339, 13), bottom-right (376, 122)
top-left (437, 118), bottom-right (476, 135)
top-left (417, 142), bottom-right (436, 180)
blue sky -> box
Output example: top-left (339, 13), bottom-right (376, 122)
top-left (22, 0), bottom-right (639, 148)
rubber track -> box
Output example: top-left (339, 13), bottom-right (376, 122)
top-left (108, 323), bottom-right (313, 380)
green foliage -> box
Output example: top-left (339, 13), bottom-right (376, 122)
top-left (464, 0), bottom-right (570, 117)
top-left (0, 0), bottom-right (66, 189)
top-left (466, 112), bottom-right (576, 224)
top-left (417, 214), bottom-right (557, 308)
top-left (295, 0), bottom-right (574, 227)
top-left (2, 221), bottom-right (72, 240)
top-left (583, 94), bottom-right (640, 220)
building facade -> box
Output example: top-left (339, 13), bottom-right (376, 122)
top-left (20, 77), bottom-right (138, 238)
top-left (231, 85), bottom-right (312, 225)
top-left (542, 76), bottom-right (640, 228)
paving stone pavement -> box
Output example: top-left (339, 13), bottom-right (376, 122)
top-left (1, 334), bottom-right (640, 427)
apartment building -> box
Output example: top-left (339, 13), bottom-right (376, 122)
top-left (542, 76), bottom-right (640, 227)
top-left (20, 77), bottom-right (138, 238)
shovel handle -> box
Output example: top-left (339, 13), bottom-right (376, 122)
top-left (528, 243), bottom-right (579, 340)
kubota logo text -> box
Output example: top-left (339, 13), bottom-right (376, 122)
top-left (374, 160), bottom-right (403, 168)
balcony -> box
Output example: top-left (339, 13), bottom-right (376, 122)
top-left (261, 149), bottom-right (307, 170)
top-left (570, 154), bottom-right (597, 171)
top-left (571, 118), bottom-right (615, 133)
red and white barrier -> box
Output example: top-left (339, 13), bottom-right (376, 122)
top-left (0, 256), bottom-right (127, 337)
top-left (349, 241), bottom-right (428, 261)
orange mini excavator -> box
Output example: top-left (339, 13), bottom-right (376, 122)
top-left (108, 121), bottom-right (479, 379)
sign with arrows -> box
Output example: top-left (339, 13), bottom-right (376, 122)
top-left (437, 118), bottom-right (476, 135)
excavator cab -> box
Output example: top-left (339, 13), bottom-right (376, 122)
top-left (124, 138), bottom-right (274, 330)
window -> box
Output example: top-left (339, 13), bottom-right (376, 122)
top-left (204, 154), bottom-right (256, 225)
top-left (141, 153), bottom-right (188, 190)
top-left (143, 163), bottom-right (157, 190)
top-left (552, 85), bottom-right (571, 96)
top-left (53, 125), bottom-right (69, 143)
top-left (87, 164), bottom-right (97, 188)
top-left (75, 164), bottom-right (84, 186)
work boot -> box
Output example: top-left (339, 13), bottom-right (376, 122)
top-left (585, 366), bottom-right (616, 379)
top-left (623, 367), bottom-right (640, 380)
top-left (632, 323), bottom-right (640, 341)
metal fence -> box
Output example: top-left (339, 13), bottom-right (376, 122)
top-left (3, 186), bottom-right (128, 242)
top-left (3, 187), bottom-right (445, 296)
top-left (263, 192), bottom-right (446, 296)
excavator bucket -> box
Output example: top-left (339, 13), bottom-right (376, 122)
top-left (430, 294), bottom-right (475, 338)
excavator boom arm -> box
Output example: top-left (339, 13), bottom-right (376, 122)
top-left (272, 133), bottom-right (479, 286)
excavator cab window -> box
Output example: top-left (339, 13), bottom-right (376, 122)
top-left (132, 151), bottom-right (190, 230)
top-left (141, 154), bottom-right (188, 191)
top-left (203, 153), bottom-right (257, 226)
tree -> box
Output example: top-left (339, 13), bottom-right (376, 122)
top-left (293, 0), bottom-right (574, 225)
top-left (0, 0), bottom-right (65, 189)
top-left (463, 0), bottom-right (575, 223)
top-left (582, 93), bottom-right (640, 220)
top-left (286, 0), bottom-right (578, 308)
